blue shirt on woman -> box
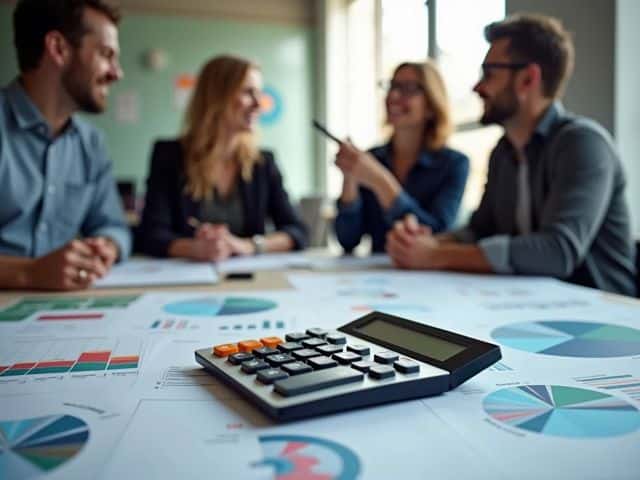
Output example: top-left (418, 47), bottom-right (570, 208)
top-left (334, 143), bottom-right (469, 253)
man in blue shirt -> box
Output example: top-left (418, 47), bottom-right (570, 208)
top-left (0, 0), bottom-right (131, 290)
top-left (386, 14), bottom-right (636, 296)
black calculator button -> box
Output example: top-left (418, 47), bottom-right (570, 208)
top-left (316, 344), bottom-right (343, 355)
top-left (394, 359), bottom-right (420, 374)
top-left (285, 332), bottom-right (310, 342)
top-left (308, 356), bottom-right (338, 370)
top-left (282, 362), bottom-right (313, 376)
top-left (274, 367), bottom-right (364, 397)
top-left (277, 342), bottom-right (303, 353)
top-left (333, 352), bottom-right (362, 365)
top-left (347, 344), bottom-right (370, 356)
top-left (325, 333), bottom-right (347, 345)
top-left (302, 338), bottom-right (326, 348)
top-left (351, 360), bottom-right (375, 373)
top-left (266, 353), bottom-right (295, 366)
top-left (228, 352), bottom-right (254, 365)
top-left (374, 351), bottom-right (399, 364)
top-left (241, 359), bottom-right (270, 374)
top-left (253, 347), bottom-right (280, 358)
top-left (369, 365), bottom-right (395, 379)
top-left (306, 328), bottom-right (328, 338)
top-left (292, 349), bottom-right (319, 360)
top-left (257, 368), bottom-right (289, 384)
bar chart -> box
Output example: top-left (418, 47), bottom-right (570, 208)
top-left (0, 295), bottom-right (139, 322)
top-left (0, 337), bottom-right (142, 378)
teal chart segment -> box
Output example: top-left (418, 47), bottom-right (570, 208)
top-left (256, 434), bottom-right (361, 480)
top-left (0, 414), bottom-right (90, 479)
top-left (483, 385), bottom-right (640, 438)
top-left (491, 320), bottom-right (640, 357)
top-left (163, 297), bottom-right (277, 316)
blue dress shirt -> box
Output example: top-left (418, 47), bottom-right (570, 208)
top-left (0, 80), bottom-right (131, 260)
top-left (334, 143), bottom-right (469, 253)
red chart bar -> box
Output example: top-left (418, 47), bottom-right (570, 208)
top-left (35, 360), bottom-right (75, 368)
top-left (77, 351), bottom-right (111, 363)
top-left (108, 356), bottom-right (139, 364)
top-left (38, 313), bottom-right (104, 321)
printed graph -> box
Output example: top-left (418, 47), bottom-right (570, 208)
top-left (218, 318), bottom-right (287, 332)
top-left (575, 374), bottom-right (640, 402)
top-left (0, 337), bottom-right (142, 378)
top-left (163, 297), bottom-right (277, 316)
top-left (491, 320), bottom-right (640, 357)
top-left (0, 295), bottom-right (139, 322)
top-left (0, 414), bottom-right (89, 478)
top-left (483, 385), bottom-right (640, 438)
top-left (257, 434), bottom-right (361, 480)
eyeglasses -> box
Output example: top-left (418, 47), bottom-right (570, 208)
top-left (378, 80), bottom-right (425, 97)
top-left (479, 62), bottom-right (529, 81)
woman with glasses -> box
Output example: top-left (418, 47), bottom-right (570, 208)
top-left (334, 61), bottom-right (469, 254)
top-left (137, 55), bottom-right (308, 260)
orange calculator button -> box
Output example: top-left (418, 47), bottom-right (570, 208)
top-left (260, 337), bottom-right (283, 349)
top-left (213, 344), bottom-right (239, 357)
top-left (237, 340), bottom-right (263, 353)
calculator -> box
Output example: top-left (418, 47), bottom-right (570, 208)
top-left (195, 311), bottom-right (501, 422)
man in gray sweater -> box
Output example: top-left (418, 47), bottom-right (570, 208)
top-left (386, 13), bottom-right (636, 297)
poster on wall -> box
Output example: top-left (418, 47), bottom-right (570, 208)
top-left (173, 74), bottom-right (197, 110)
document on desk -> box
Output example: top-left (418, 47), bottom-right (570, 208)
top-left (100, 397), bottom-right (498, 480)
top-left (307, 252), bottom-right (393, 270)
top-left (215, 252), bottom-right (311, 274)
top-left (0, 391), bottom-right (138, 480)
top-left (94, 258), bottom-right (219, 288)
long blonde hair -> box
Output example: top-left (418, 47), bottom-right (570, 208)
top-left (392, 61), bottom-right (453, 151)
top-left (181, 55), bottom-right (261, 200)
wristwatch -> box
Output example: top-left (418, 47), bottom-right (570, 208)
top-left (251, 234), bottom-right (266, 255)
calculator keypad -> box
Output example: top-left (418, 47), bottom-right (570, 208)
top-left (210, 329), bottom-right (431, 398)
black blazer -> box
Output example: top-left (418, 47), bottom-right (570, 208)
top-left (137, 140), bottom-right (308, 257)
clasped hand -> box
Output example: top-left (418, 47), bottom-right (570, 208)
top-left (386, 214), bottom-right (441, 269)
top-left (191, 224), bottom-right (253, 261)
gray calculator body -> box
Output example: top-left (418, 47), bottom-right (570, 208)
top-left (195, 312), bottom-right (501, 422)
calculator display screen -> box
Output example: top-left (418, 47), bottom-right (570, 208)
top-left (356, 319), bottom-right (466, 361)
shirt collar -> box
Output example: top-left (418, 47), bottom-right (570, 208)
top-left (6, 78), bottom-right (79, 137)
top-left (533, 101), bottom-right (565, 139)
top-left (382, 141), bottom-right (437, 169)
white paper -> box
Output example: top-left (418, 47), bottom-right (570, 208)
top-left (95, 258), bottom-right (218, 288)
top-left (0, 392), bottom-right (138, 480)
top-left (216, 252), bottom-right (311, 274)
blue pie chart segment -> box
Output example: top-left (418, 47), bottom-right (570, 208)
top-left (491, 321), bottom-right (640, 358)
top-left (164, 297), bottom-right (277, 316)
top-left (484, 385), bottom-right (640, 438)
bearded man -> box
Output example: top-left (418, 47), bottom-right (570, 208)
top-left (0, 0), bottom-right (131, 290)
top-left (386, 13), bottom-right (636, 297)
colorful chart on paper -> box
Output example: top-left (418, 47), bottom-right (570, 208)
top-left (0, 296), bottom-right (139, 322)
top-left (483, 385), bottom-right (640, 438)
top-left (0, 414), bottom-right (89, 478)
top-left (257, 434), bottom-right (361, 480)
top-left (491, 321), bottom-right (640, 357)
top-left (163, 297), bottom-right (277, 316)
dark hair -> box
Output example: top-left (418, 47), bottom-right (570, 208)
top-left (13, 0), bottom-right (121, 72)
top-left (484, 13), bottom-right (574, 99)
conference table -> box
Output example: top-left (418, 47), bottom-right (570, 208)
top-left (1, 254), bottom-right (638, 480)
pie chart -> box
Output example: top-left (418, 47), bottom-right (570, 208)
top-left (483, 385), bottom-right (640, 438)
top-left (256, 434), bottom-right (361, 480)
top-left (0, 414), bottom-right (89, 479)
top-left (163, 297), bottom-right (277, 316)
top-left (491, 320), bottom-right (640, 357)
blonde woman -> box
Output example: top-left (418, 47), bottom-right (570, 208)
top-left (138, 55), bottom-right (308, 260)
top-left (334, 61), bottom-right (469, 253)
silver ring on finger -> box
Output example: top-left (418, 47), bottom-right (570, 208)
top-left (77, 268), bottom-right (88, 281)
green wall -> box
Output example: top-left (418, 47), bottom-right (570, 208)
top-left (0, 5), bottom-right (317, 198)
